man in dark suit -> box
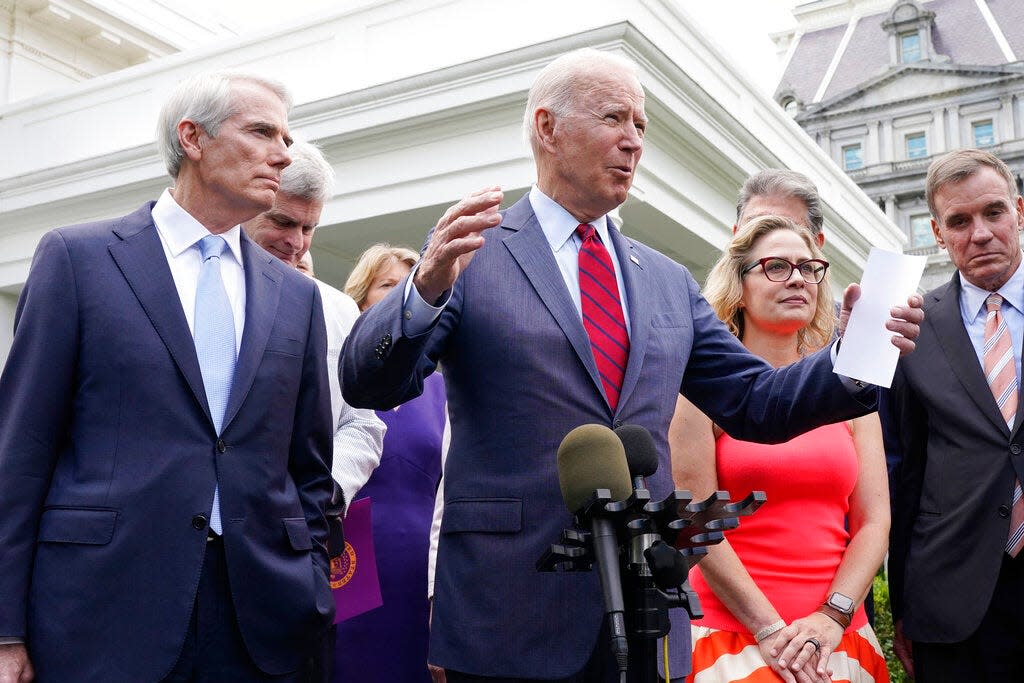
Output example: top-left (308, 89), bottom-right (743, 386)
top-left (342, 49), bottom-right (922, 683)
top-left (889, 148), bottom-right (1024, 682)
top-left (0, 71), bottom-right (335, 682)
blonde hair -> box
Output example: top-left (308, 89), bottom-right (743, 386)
top-left (704, 215), bottom-right (835, 355)
top-left (344, 244), bottom-right (419, 309)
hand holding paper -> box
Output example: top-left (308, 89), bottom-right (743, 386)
top-left (835, 248), bottom-right (927, 388)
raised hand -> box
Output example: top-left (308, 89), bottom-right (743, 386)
top-left (413, 187), bottom-right (503, 305)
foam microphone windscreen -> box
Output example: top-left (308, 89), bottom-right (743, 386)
top-left (557, 424), bottom-right (632, 514)
top-left (614, 424), bottom-right (659, 479)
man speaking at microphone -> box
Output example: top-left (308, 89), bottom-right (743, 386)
top-left (341, 48), bottom-right (923, 682)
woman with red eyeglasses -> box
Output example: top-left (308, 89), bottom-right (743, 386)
top-left (672, 215), bottom-right (889, 683)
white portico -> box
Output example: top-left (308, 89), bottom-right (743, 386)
top-left (0, 0), bottom-right (905, 365)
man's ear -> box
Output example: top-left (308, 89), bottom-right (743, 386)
top-left (178, 119), bottom-right (203, 162)
top-left (816, 231), bottom-right (826, 248)
top-left (535, 108), bottom-right (558, 152)
top-left (931, 218), bottom-right (945, 249)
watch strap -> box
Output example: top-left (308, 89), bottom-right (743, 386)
top-left (816, 603), bottom-right (852, 630)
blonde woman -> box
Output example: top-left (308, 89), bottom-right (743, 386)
top-left (674, 216), bottom-right (889, 683)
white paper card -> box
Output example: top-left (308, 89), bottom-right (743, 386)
top-left (834, 247), bottom-right (926, 388)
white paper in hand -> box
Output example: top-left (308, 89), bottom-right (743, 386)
top-left (834, 247), bottom-right (926, 388)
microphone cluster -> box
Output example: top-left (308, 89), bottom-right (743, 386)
top-left (537, 423), bottom-right (765, 682)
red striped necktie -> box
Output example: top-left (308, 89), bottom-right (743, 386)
top-left (576, 223), bottom-right (629, 411)
top-left (983, 293), bottom-right (1024, 556)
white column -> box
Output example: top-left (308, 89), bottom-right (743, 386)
top-left (884, 194), bottom-right (897, 221)
top-left (0, 292), bottom-right (17, 368)
top-left (867, 122), bottom-right (879, 165)
top-left (881, 119), bottom-right (893, 162)
top-left (947, 106), bottom-right (961, 147)
top-left (1001, 96), bottom-right (1014, 141)
top-left (933, 106), bottom-right (946, 153)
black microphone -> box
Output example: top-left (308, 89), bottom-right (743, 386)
top-left (614, 424), bottom-right (658, 490)
top-left (556, 424), bottom-right (632, 676)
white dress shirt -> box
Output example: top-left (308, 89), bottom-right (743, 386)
top-left (958, 255), bottom-right (1024, 383)
top-left (151, 189), bottom-right (246, 350)
top-left (314, 278), bottom-right (386, 512)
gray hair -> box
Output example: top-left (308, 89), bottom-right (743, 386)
top-left (156, 70), bottom-right (292, 179)
top-left (522, 48), bottom-right (641, 154)
top-left (279, 141), bottom-right (335, 203)
top-left (926, 148), bottom-right (1017, 218)
top-left (736, 169), bottom-right (823, 237)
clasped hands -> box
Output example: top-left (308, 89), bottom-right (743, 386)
top-left (758, 612), bottom-right (845, 683)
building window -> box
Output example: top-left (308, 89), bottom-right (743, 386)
top-left (843, 144), bottom-right (863, 171)
top-left (910, 214), bottom-right (935, 248)
top-left (973, 120), bottom-right (995, 147)
top-left (900, 32), bottom-right (921, 63)
top-left (906, 132), bottom-right (927, 159)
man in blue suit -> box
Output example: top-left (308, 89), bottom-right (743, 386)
top-left (342, 49), bottom-right (922, 682)
top-left (0, 71), bottom-right (335, 682)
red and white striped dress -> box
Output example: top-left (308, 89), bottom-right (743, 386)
top-left (686, 422), bottom-right (889, 683)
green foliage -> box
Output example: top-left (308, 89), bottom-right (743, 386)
top-left (873, 569), bottom-right (909, 683)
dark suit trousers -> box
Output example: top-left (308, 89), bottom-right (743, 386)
top-left (444, 622), bottom-right (685, 683)
top-left (162, 536), bottom-right (312, 683)
top-left (913, 553), bottom-right (1024, 682)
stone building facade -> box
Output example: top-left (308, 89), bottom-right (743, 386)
top-left (775, 0), bottom-right (1024, 289)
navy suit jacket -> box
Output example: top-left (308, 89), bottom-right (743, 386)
top-left (889, 272), bottom-right (1024, 642)
top-left (0, 203), bottom-right (335, 682)
top-left (341, 195), bottom-right (875, 678)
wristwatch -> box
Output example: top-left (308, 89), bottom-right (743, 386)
top-left (816, 591), bottom-right (854, 629)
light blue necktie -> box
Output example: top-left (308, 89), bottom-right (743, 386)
top-left (194, 235), bottom-right (236, 535)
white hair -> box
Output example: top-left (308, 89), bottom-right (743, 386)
top-left (156, 70), bottom-right (292, 179)
top-left (521, 48), bottom-right (641, 154)
top-left (279, 140), bottom-right (335, 203)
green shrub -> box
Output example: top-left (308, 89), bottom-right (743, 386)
top-left (873, 569), bottom-right (908, 683)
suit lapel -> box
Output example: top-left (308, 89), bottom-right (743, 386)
top-left (108, 205), bottom-right (212, 424)
top-left (223, 234), bottom-right (282, 431)
top-left (608, 230), bottom-right (648, 416)
top-left (930, 275), bottom-right (1011, 435)
top-left (501, 196), bottom-right (607, 406)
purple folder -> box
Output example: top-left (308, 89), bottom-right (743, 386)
top-left (329, 496), bottom-right (383, 623)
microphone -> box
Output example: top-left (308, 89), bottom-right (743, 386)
top-left (614, 424), bottom-right (658, 490)
top-left (556, 424), bottom-right (631, 676)
top-left (614, 424), bottom-right (664, 584)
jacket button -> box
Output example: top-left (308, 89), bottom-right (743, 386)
top-left (999, 505), bottom-right (1011, 518)
top-left (192, 514), bottom-right (209, 530)
top-left (1012, 444), bottom-right (1021, 455)
top-left (217, 439), bottom-right (226, 453)
top-left (613, 420), bottom-right (623, 428)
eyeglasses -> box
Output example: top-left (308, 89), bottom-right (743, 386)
top-left (741, 257), bottom-right (829, 284)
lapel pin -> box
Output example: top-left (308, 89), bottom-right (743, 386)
top-left (629, 254), bottom-right (640, 267)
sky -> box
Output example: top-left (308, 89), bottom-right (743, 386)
top-left (212, 0), bottom-right (802, 96)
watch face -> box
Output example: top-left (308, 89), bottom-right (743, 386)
top-left (828, 592), bottom-right (855, 613)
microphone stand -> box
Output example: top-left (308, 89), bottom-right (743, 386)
top-left (537, 489), bottom-right (765, 683)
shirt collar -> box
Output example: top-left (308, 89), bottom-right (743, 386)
top-left (529, 185), bottom-right (614, 250)
top-left (152, 188), bottom-right (244, 265)
top-left (960, 253), bottom-right (1024, 322)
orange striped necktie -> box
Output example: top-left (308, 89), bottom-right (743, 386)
top-left (984, 293), bottom-right (1024, 556)
top-left (577, 224), bottom-right (629, 411)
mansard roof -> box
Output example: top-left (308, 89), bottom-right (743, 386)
top-left (777, 0), bottom-right (1024, 108)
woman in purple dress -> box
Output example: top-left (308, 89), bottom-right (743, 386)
top-left (335, 245), bottom-right (447, 682)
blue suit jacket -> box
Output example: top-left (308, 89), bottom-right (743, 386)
top-left (0, 203), bottom-right (336, 682)
top-left (341, 195), bottom-right (875, 678)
